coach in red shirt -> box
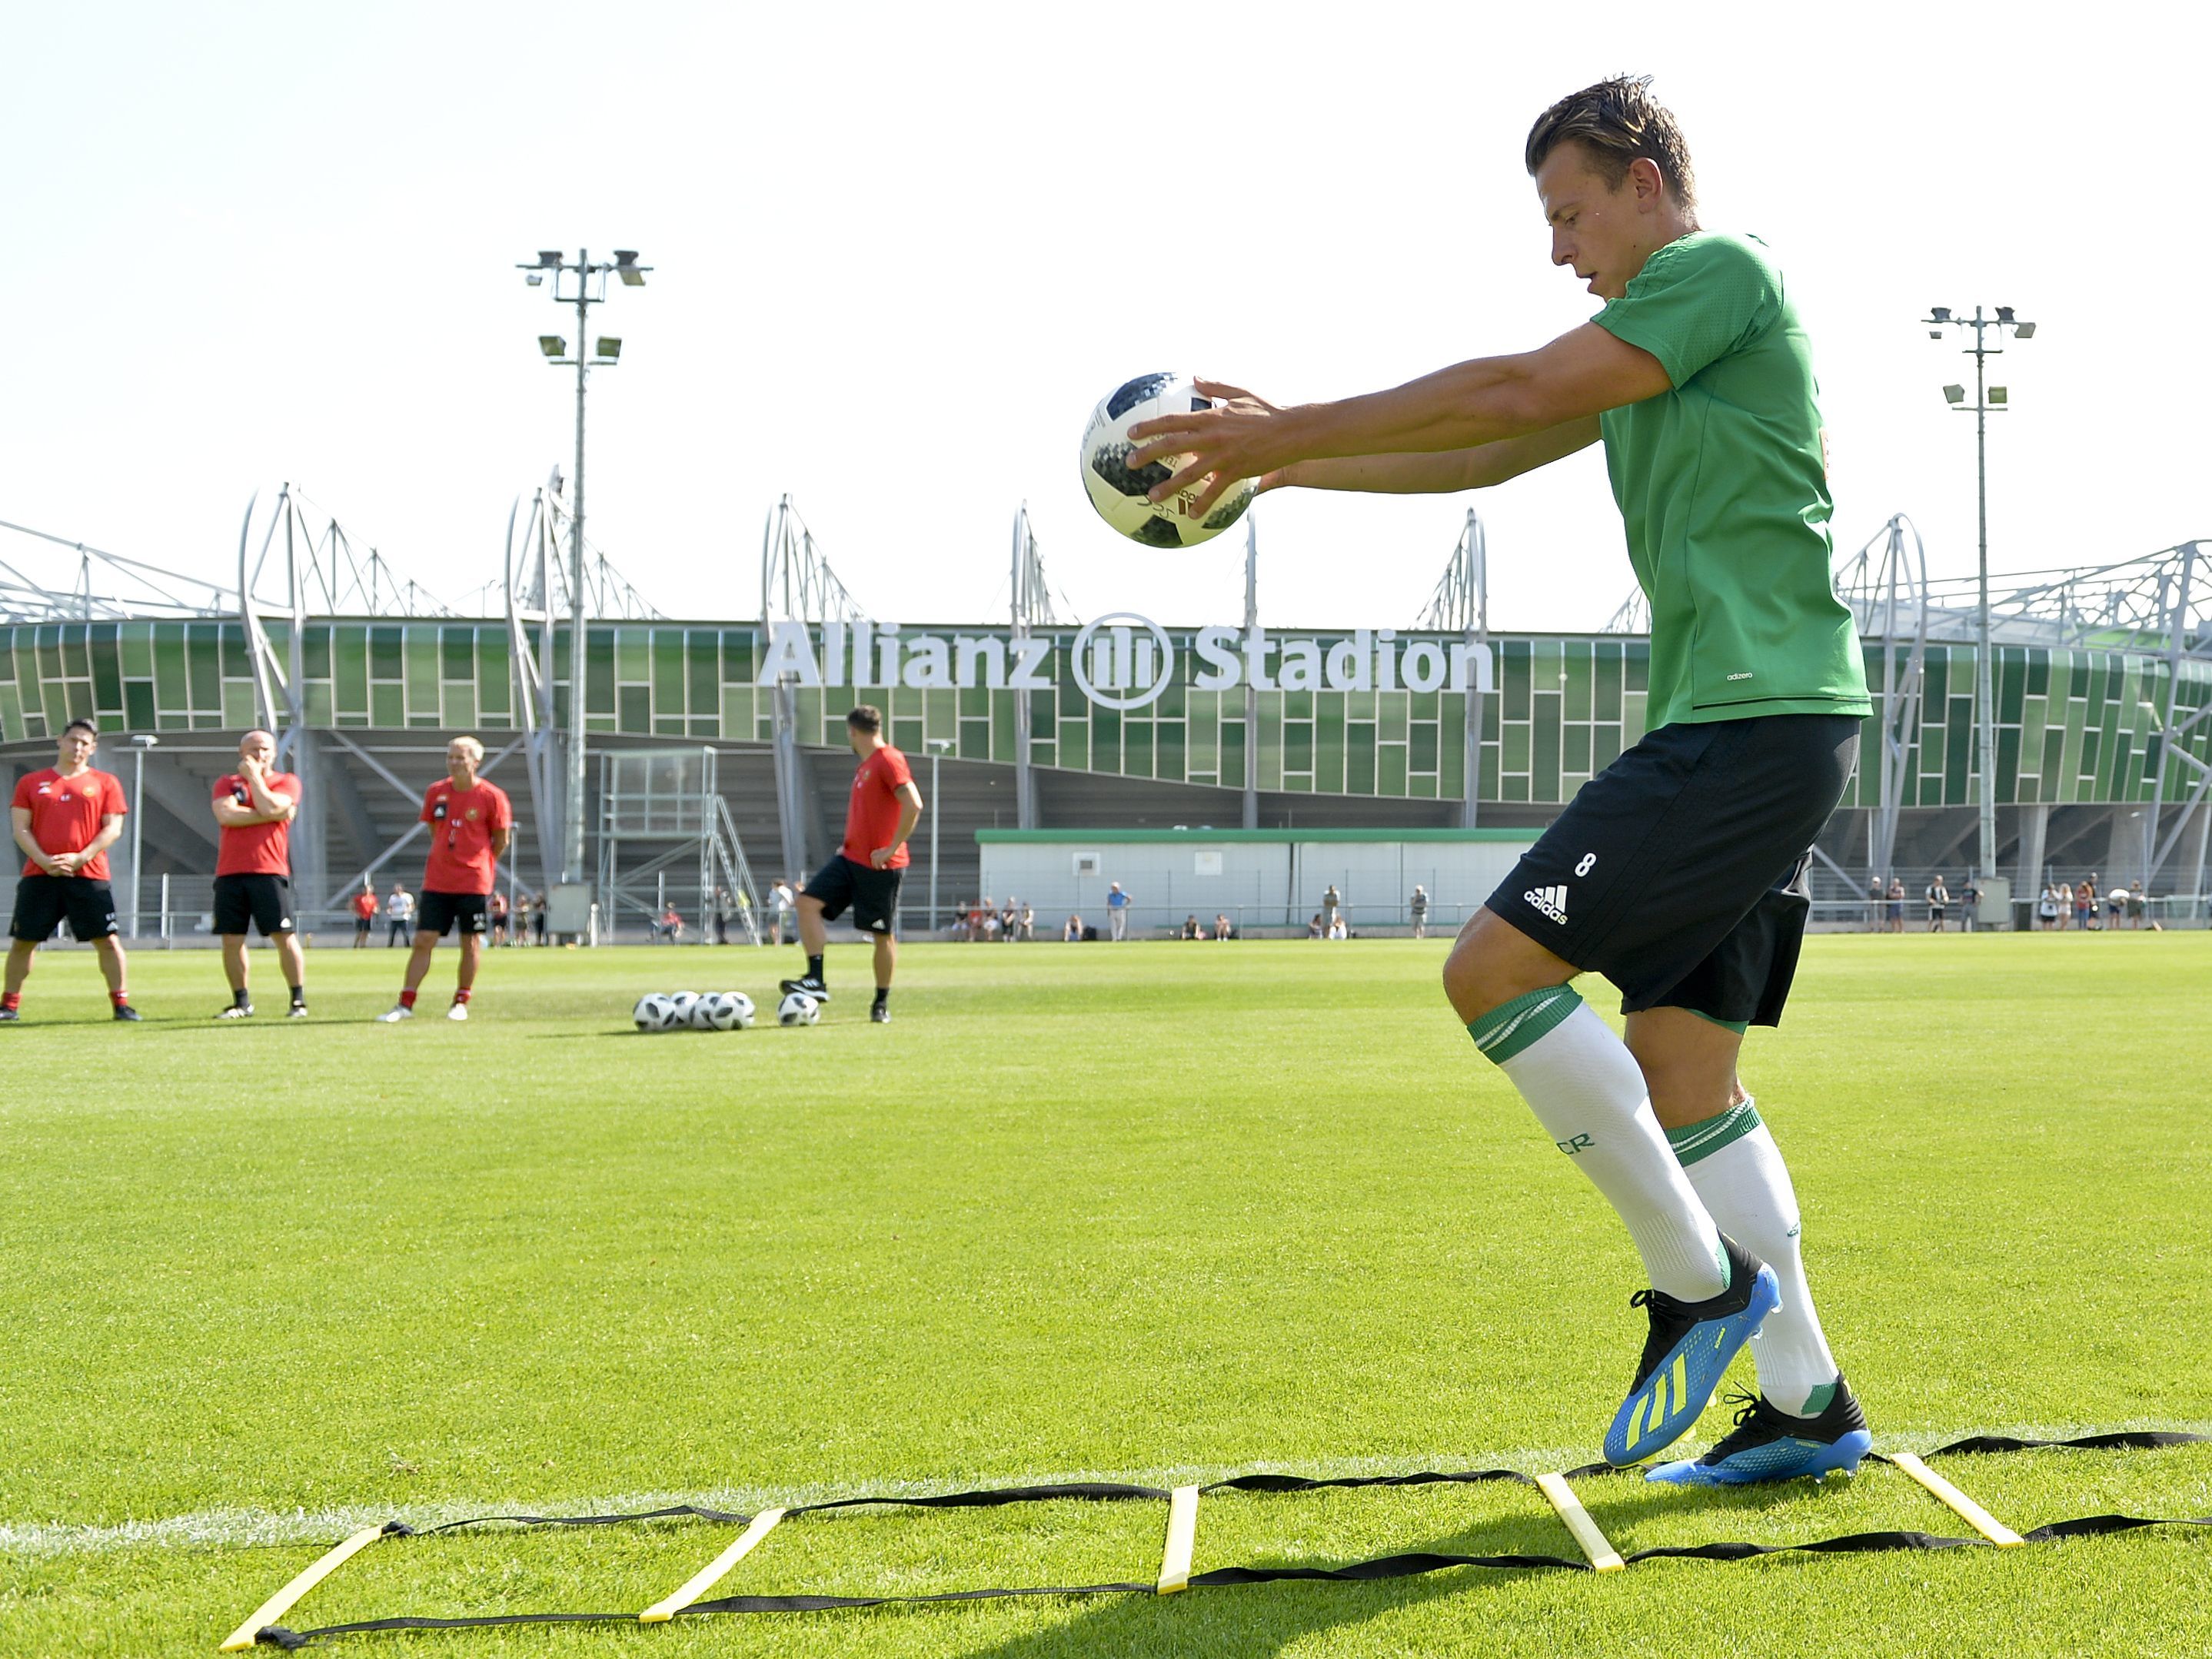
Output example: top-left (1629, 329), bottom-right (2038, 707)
top-left (4, 717), bottom-right (139, 1022)
top-left (377, 735), bottom-right (511, 1023)
top-left (210, 728), bottom-right (307, 1019)
top-left (779, 704), bottom-right (923, 1023)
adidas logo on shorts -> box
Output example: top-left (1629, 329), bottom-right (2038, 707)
top-left (1523, 884), bottom-right (1570, 925)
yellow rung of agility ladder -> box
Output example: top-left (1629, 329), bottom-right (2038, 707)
top-left (637, 1508), bottom-right (787, 1623)
top-left (1535, 1471), bottom-right (1626, 1572)
top-left (219, 1523), bottom-right (394, 1651)
top-left (1156, 1485), bottom-right (1200, 1594)
top-left (1891, 1452), bottom-right (2025, 1546)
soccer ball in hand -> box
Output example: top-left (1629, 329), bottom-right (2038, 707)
top-left (777, 991), bottom-right (820, 1026)
top-left (632, 992), bottom-right (678, 1032)
top-left (1079, 372), bottom-right (1256, 549)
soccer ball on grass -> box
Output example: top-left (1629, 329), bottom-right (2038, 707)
top-left (777, 991), bottom-right (820, 1026)
top-left (632, 992), bottom-right (678, 1032)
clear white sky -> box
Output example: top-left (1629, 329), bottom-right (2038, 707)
top-left (3, 1), bottom-right (2205, 633)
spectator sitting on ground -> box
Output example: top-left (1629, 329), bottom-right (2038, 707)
top-left (1182, 914), bottom-right (1202, 939)
top-left (1307, 913), bottom-right (1324, 939)
top-left (657, 905), bottom-right (684, 943)
top-left (983, 906), bottom-right (1002, 942)
top-left (1063, 914), bottom-right (1082, 942)
top-left (1329, 914), bottom-right (1349, 940)
top-left (1214, 913), bottom-right (1233, 940)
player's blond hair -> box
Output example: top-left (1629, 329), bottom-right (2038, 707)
top-left (1525, 75), bottom-right (1697, 211)
top-left (449, 734), bottom-right (485, 761)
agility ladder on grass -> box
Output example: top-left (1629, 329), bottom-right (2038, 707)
top-left (221, 1430), bottom-right (2212, 1650)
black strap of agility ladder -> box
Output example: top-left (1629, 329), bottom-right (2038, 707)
top-left (247, 1429), bottom-right (2212, 1647)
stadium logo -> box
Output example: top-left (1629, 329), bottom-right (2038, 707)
top-left (1069, 613), bottom-right (1176, 713)
top-left (753, 620), bottom-right (1494, 706)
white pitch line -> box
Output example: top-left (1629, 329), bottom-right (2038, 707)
top-left (9, 1421), bottom-right (2207, 1559)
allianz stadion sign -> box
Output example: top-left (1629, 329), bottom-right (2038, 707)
top-left (756, 617), bottom-right (1496, 714)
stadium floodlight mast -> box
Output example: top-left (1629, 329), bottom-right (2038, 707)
top-left (1925, 302), bottom-right (2034, 896)
top-left (128, 733), bottom-right (158, 936)
top-left (926, 737), bottom-right (954, 933)
top-left (518, 247), bottom-right (650, 893)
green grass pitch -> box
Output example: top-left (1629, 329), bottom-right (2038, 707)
top-left (3, 932), bottom-right (2209, 1657)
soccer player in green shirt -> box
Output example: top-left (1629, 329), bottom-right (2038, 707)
top-left (1127, 75), bottom-right (1874, 1484)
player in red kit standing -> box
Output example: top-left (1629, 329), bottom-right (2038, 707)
top-left (4, 718), bottom-right (139, 1022)
top-left (210, 728), bottom-right (308, 1019)
top-left (376, 736), bottom-right (511, 1023)
top-left (780, 705), bottom-right (923, 1023)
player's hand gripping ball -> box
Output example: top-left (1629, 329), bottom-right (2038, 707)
top-left (632, 992), bottom-right (678, 1032)
top-left (1079, 372), bottom-right (1256, 547)
top-left (777, 990), bottom-right (820, 1026)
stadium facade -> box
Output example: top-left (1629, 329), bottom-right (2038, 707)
top-left (2, 497), bottom-right (2205, 938)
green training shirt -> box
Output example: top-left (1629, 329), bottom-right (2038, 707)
top-left (1592, 231), bottom-right (1871, 728)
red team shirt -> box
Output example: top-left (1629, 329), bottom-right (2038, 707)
top-left (352, 890), bottom-right (379, 921)
top-left (421, 777), bottom-right (512, 895)
top-left (840, 743), bottom-right (914, 869)
top-left (212, 771), bottom-right (301, 876)
top-left (13, 766), bottom-right (128, 881)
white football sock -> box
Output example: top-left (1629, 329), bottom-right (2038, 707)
top-left (1671, 1096), bottom-right (1839, 1415)
top-left (1471, 986), bottom-right (1728, 1301)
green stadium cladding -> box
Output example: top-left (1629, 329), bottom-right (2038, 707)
top-left (5, 618), bottom-right (2209, 811)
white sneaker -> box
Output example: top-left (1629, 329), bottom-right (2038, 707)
top-left (376, 1005), bottom-right (414, 1022)
top-left (446, 1001), bottom-right (470, 1021)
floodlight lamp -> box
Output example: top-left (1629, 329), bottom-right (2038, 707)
top-left (1928, 328), bottom-right (1944, 339)
top-left (538, 335), bottom-right (567, 358)
top-left (1943, 384), bottom-right (1967, 404)
top-left (524, 271), bottom-right (544, 287)
top-left (594, 337), bottom-right (621, 361)
top-left (1996, 306), bottom-right (2016, 324)
top-left (537, 251), bottom-right (564, 268)
top-left (1989, 386), bottom-right (2008, 404)
top-left (1930, 306), bottom-right (1953, 323)
top-left (613, 250), bottom-right (647, 288)
top-left (2014, 321), bottom-right (2036, 339)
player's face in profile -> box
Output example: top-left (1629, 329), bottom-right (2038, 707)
top-left (1535, 144), bottom-right (1651, 302)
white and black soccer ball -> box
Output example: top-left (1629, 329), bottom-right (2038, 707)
top-left (696, 992), bottom-right (751, 1032)
top-left (633, 992), bottom-right (678, 1032)
top-left (667, 991), bottom-right (701, 1029)
top-left (1079, 372), bottom-right (1256, 549)
top-left (777, 990), bottom-right (820, 1026)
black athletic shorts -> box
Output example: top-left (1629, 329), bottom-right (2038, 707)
top-left (355, 914), bottom-right (374, 935)
top-left (416, 889), bottom-right (490, 938)
top-left (10, 874), bottom-right (120, 943)
top-left (1486, 714), bottom-right (1859, 1026)
top-left (804, 854), bottom-right (903, 934)
top-left (214, 873), bottom-right (295, 936)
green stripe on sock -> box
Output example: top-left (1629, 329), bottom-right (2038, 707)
top-left (1665, 1099), bottom-right (1764, 1166)
top-left (1467, 985), bottom-right (1582, 1066)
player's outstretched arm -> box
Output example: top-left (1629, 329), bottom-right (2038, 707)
top-left (1128, 326), bottom-right (1670, 515)
top-left (1267, 417), bottom-right (1600, 497)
